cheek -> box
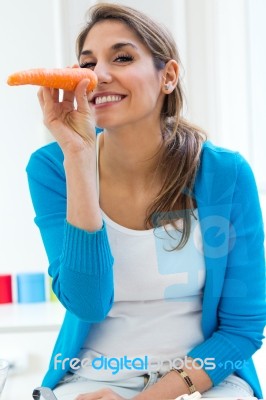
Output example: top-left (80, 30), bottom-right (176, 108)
top-left (125, 63), bottom-right (159, 88)
top-left (128, 71), bottom-right (161, 103)
top-left (125, 72), bottom-right (146, 91)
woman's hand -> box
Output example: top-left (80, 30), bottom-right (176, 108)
top-left (74, 388), bottom-right (127, 400)
top-left (74, 388), bottom-right (177, 400)
top-left (38, 78), bottom-right (96, 154)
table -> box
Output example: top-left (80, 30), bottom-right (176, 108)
top-left (0, 302), bottom-right (65, 400)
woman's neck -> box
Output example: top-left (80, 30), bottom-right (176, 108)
top-left (99, 127), bottom-right (164, 189)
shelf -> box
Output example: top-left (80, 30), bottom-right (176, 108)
top-left (0, 302), bottom-right (65, 333)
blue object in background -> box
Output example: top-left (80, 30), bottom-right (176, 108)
top-left (17, 272), bottom-right (46, 303)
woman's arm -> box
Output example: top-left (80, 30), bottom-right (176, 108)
top-left (133, 361), bottom-right (212, 399)
top-left (135, 153), bottom-right (266, 399)
top-left (26, 81), bottom-right (114, 321)
top-left (187, 153), bottom-right (266, 386)
top-left (27, 143), bottom-right (114, 322)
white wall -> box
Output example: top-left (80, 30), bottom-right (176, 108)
top-left (0, 1), bottom-right (60, 274)
top-left (185, 0), bottom-right (266, 187)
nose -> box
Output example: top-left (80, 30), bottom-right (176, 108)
top-left (93, 61), bottom-right (112, 85)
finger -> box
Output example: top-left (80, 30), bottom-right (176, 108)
top-left (74, 388), bottom-right (113, 399)
top-left (51, 88), bottom-right (59, 103)
top-left (74, 393), bottom-right (101, 400)
top-left (66, 64), bottom-right (79, 68)
top-left (42, 86), bottom-right (54, 103)
top-left (37, 87), bottom-right (58, 110)
top-left (37, 87), bottom-right (45, 110)
top-left (40, 87), bottom-right (59, 103)
top-left (75, 79), bottom-right (91, 114)
top-left (62, 89), bottom-right (75, 103)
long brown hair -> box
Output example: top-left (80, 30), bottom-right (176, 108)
top-left (76, 3), bottom-right (206, 249)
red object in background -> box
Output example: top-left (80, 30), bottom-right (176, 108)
top-left (0, 274), bottom-right (13, 303)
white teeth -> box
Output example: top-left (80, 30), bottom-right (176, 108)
top-left (95, 95), bottom-right (122, 105)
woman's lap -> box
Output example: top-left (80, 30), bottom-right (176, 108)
top-left (53, 373), bottom-right (146, 400)
top-left (53, 372), bottom-right (254, 400)
top-left (202, 374), bottom-right (254, 397)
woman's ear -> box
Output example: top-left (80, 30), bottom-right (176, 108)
top-left (162, 60), bottom-right (179, 93)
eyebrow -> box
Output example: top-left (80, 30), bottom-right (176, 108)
top-left (80, 42), bottom-right (138, 57)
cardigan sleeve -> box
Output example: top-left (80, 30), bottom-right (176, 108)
top-left (26, 143), bottom-right (114, 321)
top-left (188, 152), bottom-right (266, 386)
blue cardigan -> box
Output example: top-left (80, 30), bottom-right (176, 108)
top-left (26, 140), bottom-right (266, 398)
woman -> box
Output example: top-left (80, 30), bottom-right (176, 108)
top-left (27, 3), bottom-right (266, 400)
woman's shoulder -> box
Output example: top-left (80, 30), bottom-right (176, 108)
top-left (200, 140), bottom-right (251, 175)
top-left (195, 140), bottom-right (256, 202)
top-left (202, 140), bottom-right (241, 162)
top-left (26, 141), bottom-right (65, 181)
top-left (28, 141), bottom-right (63, 163)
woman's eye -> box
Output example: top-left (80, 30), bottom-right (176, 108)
top-left (80, 55), bottom-right (134, 69)
top-left (114, 55), bottom-right (134, 63)
top-left (80, 62), bottom-right (95, 70)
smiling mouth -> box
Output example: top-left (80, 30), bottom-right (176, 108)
top-left (93, 95), bottom-right (126, 105)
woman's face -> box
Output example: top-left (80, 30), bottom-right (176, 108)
top-left (79, 20), bottom-right (165, 130)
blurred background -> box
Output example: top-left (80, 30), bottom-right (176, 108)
top-left (0, 0), bottom-right (265, 398)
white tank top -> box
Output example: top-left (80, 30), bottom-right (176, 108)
top-left (73, 132), bottom-right (206, 381)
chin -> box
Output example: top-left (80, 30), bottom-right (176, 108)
top-left (94, 120), bottom-right (124, 130)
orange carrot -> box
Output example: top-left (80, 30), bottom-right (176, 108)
top-left (7, 68), bottom-right (97, 92)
